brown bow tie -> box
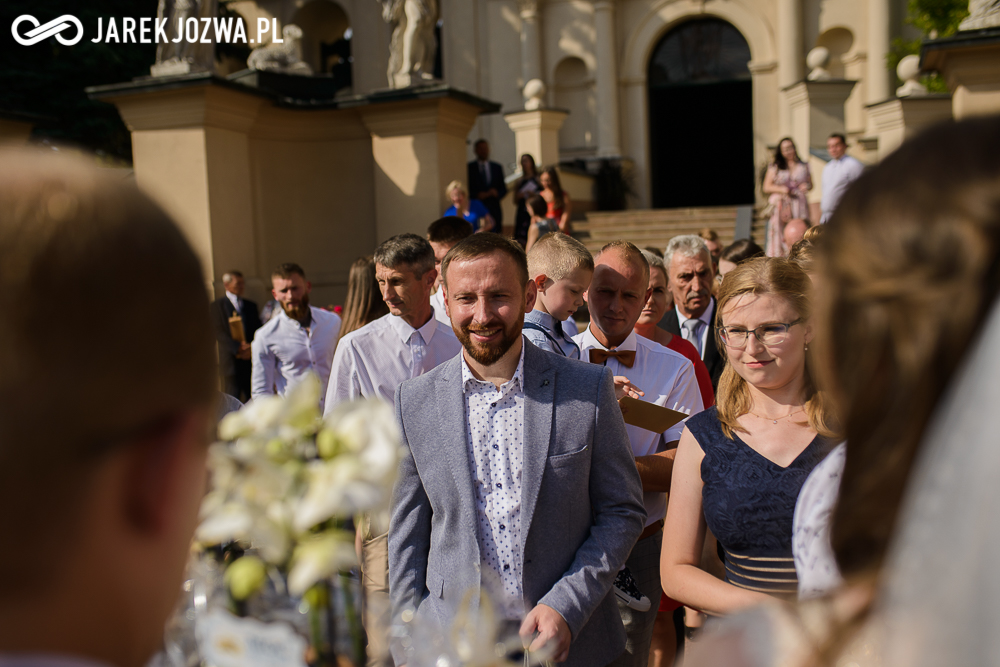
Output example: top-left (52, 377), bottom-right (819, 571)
top-left (589, 348), bottom-right (636, 368)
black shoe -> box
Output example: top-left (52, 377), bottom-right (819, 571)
top-left (613, 567), bottom-right (651, 612)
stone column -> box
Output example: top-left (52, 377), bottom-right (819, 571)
top-left (518, 0), bottom-right (543, 86)
top-left (503, 108), bottom-right (568, 169)
top-left (777, 0), bottom-right (803, 133)
top-left (867, 0), bottom-right (892, 104)
top-left (361, 95), bottom-right (488, 242)
top-left (593, 0), bottom-right (622, 157)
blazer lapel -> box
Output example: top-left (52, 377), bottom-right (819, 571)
top-left (520, 343), bottom-right (554, 553)
top-left (436, 356), bottom-right (481, 554)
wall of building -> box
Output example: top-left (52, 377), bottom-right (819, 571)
top-left (230, 0), bottom-right (907, 209)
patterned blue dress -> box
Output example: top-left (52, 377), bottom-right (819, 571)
top-left (689, 407), bottom-right (831, 596)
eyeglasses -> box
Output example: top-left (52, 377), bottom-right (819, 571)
top-left (719, 319), bottom-right (803, 348)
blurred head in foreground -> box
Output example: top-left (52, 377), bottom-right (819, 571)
top-left (818, 116), bottom-right (1000, 590)
top-left (0, 149), bottom-right (216, 666)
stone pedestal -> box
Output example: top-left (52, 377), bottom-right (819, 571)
top-left (866, 95), bottom-right (954, 160)
top-left (359, 89), bottom-right (495, 242)
top-left (922, 29), bottom-right (1000, 118)
top-left (785, 79), bottom-right (857, 152)
top-left (502, 108), bottom-right (568, 169)
top-left (89, 75), bottom-right (499, 306)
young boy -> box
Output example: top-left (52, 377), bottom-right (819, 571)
top-left (524, 232), bottom-right (593, 359)
top-left (526, 233), bottom-right (652, 614)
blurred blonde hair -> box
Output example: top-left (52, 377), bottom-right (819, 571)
top-left (445, 179), bottom-right (466, 199)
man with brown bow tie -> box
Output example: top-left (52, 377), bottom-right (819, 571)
top-left (574, 241), bottom-right (704, 667)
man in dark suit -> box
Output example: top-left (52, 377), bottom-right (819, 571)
top-left (467, 139), bottom-right (508, 231)
top-left (211, 270), bottom-right (263, 402)
top-left (659, 235), bottom-right (726, 390)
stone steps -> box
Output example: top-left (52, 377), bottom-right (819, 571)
top-left (576, 206), bottom-right (765, 254)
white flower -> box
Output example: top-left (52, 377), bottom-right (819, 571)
top-left (293, 457), bottom-right (383, 533)
top-left (236, 455), bottom-right (295, 507)
top-left (250, 513), bottom-right (291, 565)
top-left (197, 502), bottom-right (253, 545)
top-left (287, 530), bottom-right (357, 596)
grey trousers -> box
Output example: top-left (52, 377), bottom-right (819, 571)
top-left (606, 530), bottom-right (662, 667)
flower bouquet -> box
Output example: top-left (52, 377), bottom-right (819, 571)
top-left (161, 375), bottom-right (401, 667)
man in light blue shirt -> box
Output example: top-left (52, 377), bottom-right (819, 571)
top-left (821, 134), bottom-right (865, 223)
top-left (251, 263), bottom-right (341, 410)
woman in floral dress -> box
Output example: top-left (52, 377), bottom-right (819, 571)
top-left (763, 138), bottom-right (811, 257)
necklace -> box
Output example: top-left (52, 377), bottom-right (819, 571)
top-left (749, 406), bottom-right (806, 424)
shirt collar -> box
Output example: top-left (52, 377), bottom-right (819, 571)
top-left (525, 309), bottom-right (564, 337)
top-left (226, 291), bottom-right (241, 307)
top-left (279, 305), bottom-right (314, 328)
top-left (386, 312), bottom-right (437, 345)
top-left (580, 324), bottom-right (638, 352)
top-left (461, 338), bottom-right (526, 392)
top-left (676, 298), bottom-right (714, 328)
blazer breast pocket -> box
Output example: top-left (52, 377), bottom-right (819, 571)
top-left (546, 444), bottom-right (590, 469)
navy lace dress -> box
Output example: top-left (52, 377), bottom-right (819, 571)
top-left (689, 407), bottom-right (832, 596)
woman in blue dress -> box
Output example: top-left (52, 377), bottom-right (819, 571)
top-left (661, 256), bottom-right (839, 614)
top-left (443, 180), bottom-right (494, 232)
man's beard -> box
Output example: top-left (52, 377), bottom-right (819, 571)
top-left (454, 315), bottom-right (523, 366)
top-left (282, 293), bottom-right (311, 324)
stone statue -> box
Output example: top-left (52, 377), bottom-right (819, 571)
top-left (380, 0), bottom-right (439, 88)
top-left (247, 24), bottom-right (313, 76)
top-left (150, 0), bottom-right (218, 77)
top-left (960, 0), bottom-right (1000, 30)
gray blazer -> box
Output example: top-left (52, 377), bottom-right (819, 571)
top-left (389, 340), bottom-right (646, 667)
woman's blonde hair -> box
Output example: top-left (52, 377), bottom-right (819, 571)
top-left (445, 180), bottom-right (466, 199)
top-left (714, 256), bottom-right (839, 440)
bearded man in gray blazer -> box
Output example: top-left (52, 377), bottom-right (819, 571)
top-left (389, 234), bottom-right (646, 666)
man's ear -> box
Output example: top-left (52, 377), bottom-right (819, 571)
top-left (123, 410), bottom-right (210, 535)
top-left (524, 279), bottom-right (538, 313)
top-left (305, 281), bottom-right (313, 294)
top-left (442, 285), bottom-right (450, 318)
top-left (425, 268), bottom-right (438, 289)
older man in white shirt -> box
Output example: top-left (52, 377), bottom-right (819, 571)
top-left (820, 133), bottom-right (865, 223)
top-left (575, 241), bottom-right (703, 667)
top-left (324, 234), bottom-right (460, 667)
top-left (251, 263), bottom-right (341, 410)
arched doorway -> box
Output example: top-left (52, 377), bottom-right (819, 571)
top-left (647, 18), bottom-right (754, 208)
top-left (292, 0), bottom-right (351, 86)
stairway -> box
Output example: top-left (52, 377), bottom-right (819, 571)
top-left (575, 206), bottom-right (765, 255)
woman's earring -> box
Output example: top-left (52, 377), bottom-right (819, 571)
top-left (805, 344), bottom-right (809, 351)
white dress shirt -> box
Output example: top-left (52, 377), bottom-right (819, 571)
top-left (675, 299), bottom-right (714, 359)
top-left (225, 290), bottom-right (242, 315)
top-left (323, 310), bottom-right (461, 413)
top-left (792, 441), bottom-right (846, 599)
top-left (251, 306), bottom-right (341, 410)
top-left (463, 344), bottom-right (526, 620)
top-left (430, 288), bottom-right (450, 327)
top-left (821, 155), bottom-right (865, 223)
top-left (574, 328), bottom-right (704, 526)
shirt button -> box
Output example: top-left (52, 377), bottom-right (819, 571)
top-left (492, 444), bottom-right (499, 450)
top-left (491, 402), bottom-right (496, 408)
top-left (499, 524), bottom-right (505, 530)
top-left (503, 564), bottom-right (510, 571)
top-left (496, 483), bottom-right (502, 489)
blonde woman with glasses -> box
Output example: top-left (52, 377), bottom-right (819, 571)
top-left (661, 257), bottom-right (840, 618)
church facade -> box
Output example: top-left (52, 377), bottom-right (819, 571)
top-left (226, 0), bottom-right (915, 208)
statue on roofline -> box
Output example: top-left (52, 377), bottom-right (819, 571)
top-left (379, 0), bottom-right (439, 88)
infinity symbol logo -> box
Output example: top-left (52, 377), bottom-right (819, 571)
top-left (11, 14), bottom-right (84, 46)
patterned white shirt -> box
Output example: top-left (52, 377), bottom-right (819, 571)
top-left (250, 306), bottom-right (341, 410)
top-left (821, 155), bottom-right (865, 223)
top-left (574, 328), bottom-right (704, 525)
top-left (323, 309), bottom-right (461, 413)
top-left (792, 441), bottom-right (846, 599)
top-left (462, 344), bottom-right (526, 620)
